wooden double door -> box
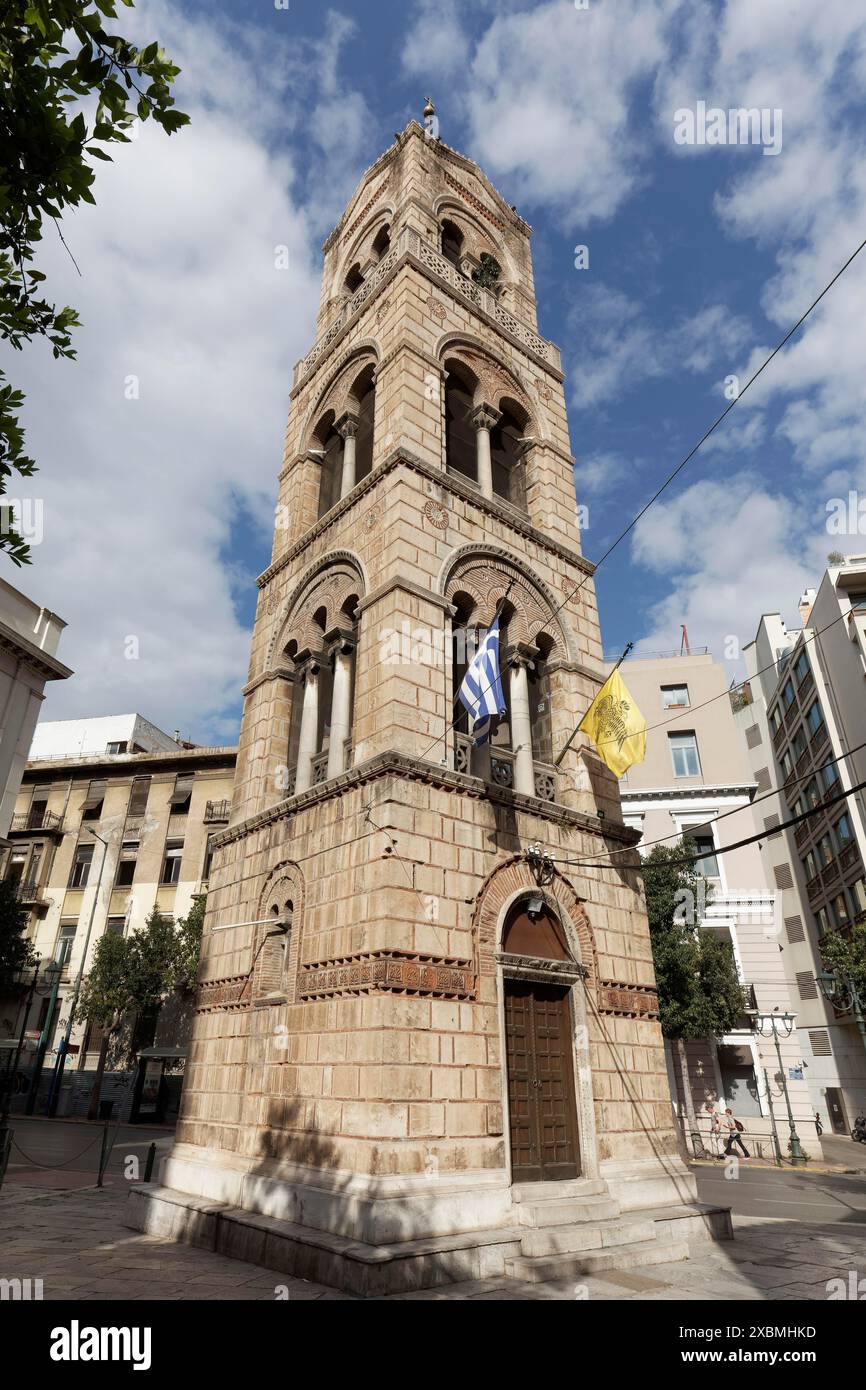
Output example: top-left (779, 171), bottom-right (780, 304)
top-left (504, 979), bottom-right (580, 1183)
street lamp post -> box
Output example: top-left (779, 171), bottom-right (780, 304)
top-left (754, 1010), bottom-right (807, 1166)
top-left (47, 830), bottom-right (110, 1118)
top-left (817, 969), bottom-right (866, 1058)
top-left (762, 1066), bottom-right (784, 1167)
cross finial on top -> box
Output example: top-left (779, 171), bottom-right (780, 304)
top-left (423, 97), bottom-right (439, 140)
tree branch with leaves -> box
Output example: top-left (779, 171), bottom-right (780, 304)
top-left (0, 0), bottom-right (189, 562)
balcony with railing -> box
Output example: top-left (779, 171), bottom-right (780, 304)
top-left (8, 877), bottom-right (50, 908)
top-left (203, 799), bottom-right (231, 824)
top-left (10, 809), bottom-right (63, 835)
top-left (453, 733), bottom-right (557, 803)
top-left (293, 226), bottom-right (561, 389)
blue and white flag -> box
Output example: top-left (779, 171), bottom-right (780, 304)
top-left (458, 617), bottom-right (508, 747)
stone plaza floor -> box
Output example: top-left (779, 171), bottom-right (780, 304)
top-left (2, 1182), bottom-right (865, 1301)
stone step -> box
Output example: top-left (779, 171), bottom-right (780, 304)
top-left (506, 1235), bottom-right (691, 1283)
top-left (511, 1178), bottom-right (608, 1204)
top-left (517, 1194), bottom-right (622, 1227)
top-left (520, 1216), bottom-right (657, 1259)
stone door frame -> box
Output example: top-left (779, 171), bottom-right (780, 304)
top-left (494, 888), bottom-right (600, 1186)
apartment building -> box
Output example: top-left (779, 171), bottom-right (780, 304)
top-left (619, 650), bottom-right (818, 1158)
top-left (735, 556), bottom-right (866, 1136)
top-left (0, 715), bottom-right (236, 1117)
top-left (0, 577), bottom-right (71, 841)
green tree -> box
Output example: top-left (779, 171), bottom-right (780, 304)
top-left (644, 839), bottom-right (746, 1155)
top-left (77, 899), bottom-right (204, 1118)
top-left (0, 876), bottom-right (35, 993)
top-left (820, 920), bottom-right (866, 1015)
top-left (0, 1), bottom-right (189, 563)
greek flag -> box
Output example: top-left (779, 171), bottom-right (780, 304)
top-left (458, 616), bottom-right (508, 747)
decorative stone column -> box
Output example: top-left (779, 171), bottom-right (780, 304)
top-left (336, 413), bottom-right (360, 499)
top-left (470, 403), bottom-right (501, 501)
top-left (507, 646), bottom-right (537, 798)
top-left (294, 652), bottom-right (323, 795)
top-left (325, 627), bottom-right (355, 781)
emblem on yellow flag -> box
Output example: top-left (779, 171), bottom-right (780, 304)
top-left (578, 667), bottom-right (646, 777)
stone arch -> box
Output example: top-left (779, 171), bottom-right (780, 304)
top-left (301, 342), bottom-right (381, 452)
top-left (432, 196), bottom-right (518, 287)
top-left (338, 205), bottom-right (396, 285)
top-left (472, 856), bottom-right (598, 989)
top-left (267, 551), bottom-right (366, 668)
top-left (440, 545), bottom-right (575, 661)
top-left (251, 860), bottom-right (305, 1004)
top-left (436, 332), bottom-right (548, 441)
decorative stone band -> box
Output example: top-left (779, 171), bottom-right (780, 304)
top-left (195, 974), bottom-right (250, 1014)
top-left (597, 981), bottom-right (660, 1020)
top-left (299, 949), bottom-right (475, 1000)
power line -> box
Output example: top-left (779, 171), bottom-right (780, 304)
top-left (412, 228), bottom-right (866, 767)
top-left (542, 772), bottom-right (866, 872)
top-left (573, 738), bottom-right (866, 865)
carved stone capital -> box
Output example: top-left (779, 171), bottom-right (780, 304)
top-left (516, 436), bottom-right (538, 457)
top-left (295, 647), bottom-right (328, 678)
top-left (324, 625), bottom-right (355, 657)
top-left (335, 412), bottom-right (360, 440)
top-left (504, 641), bottom-right (539, 671)
top-left (470, 403), bottom-right (502, 433)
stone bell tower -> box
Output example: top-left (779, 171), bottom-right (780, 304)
top-left (130, 109), bottom-right (726, 1292)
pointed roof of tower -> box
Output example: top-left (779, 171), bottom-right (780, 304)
top-left (322, 117), bottom-right (532, 255)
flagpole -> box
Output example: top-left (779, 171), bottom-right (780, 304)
top-left (553, 640), bottom-right (633, 768)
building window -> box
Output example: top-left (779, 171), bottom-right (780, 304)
top-left (106, 740), bottom-right (126, 754)
top-left (816, 833), bottom-right (834, 867)
top-left (127, 775), bottom-right (151, 816)
top-left (168, 776), bottom-right (193, 814)
top-left (791, 726), bottom-right (807, 761)
top-left (815, 905), bottom-right (831, 935)
top-left (81, 779), bottom-right (106, 821)
top-left (821, 760), bottom-right (840, 793)
top-left (803, 778), bottom-right (820, 809)
top-left (106, 917), bottom-right (125, 937)
top-left (344, 262), bottom-right (363, 294)
top-left (794, 650), bottom-right (809, 684)
top-left (769, 706), bottom-right (781, 734)
top-left (852, 878), bottom-right (866, 914)
top-left (55, 923), bottom-right (76, 968)
top-left (803, 851), bottom-right (818, 882)
top-left (782, 680), bottom-right (795, 709)
top-left (27, 786), bottom-right (51, 829)
top-left (115, 841), bottom-right (138, 887)
top-left (669, 731), bottom-right (701, 778)
top-left (69, 844), bottom-right (94, 889)
top-left (834, 813), bottom-right (853, 847)
top-left (831, 891), bottom-right (850, 926)
top-left (847, 590), bottom-right (866, 612)
top-left (202, 835), bottom-right (216, 883)
top-left (690, 831), bottom-right (719, 878)
top-left (661, 684), bottom-right (689, 708)
top-left (805, 701), bottom-right (825, 739)
top-left (161, 840), bottom-right (184, 885)
top-left (780, 747), bottom-right (793, 778)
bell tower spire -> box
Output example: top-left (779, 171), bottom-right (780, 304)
top-left (131, 119), bottom-right (705, 1295)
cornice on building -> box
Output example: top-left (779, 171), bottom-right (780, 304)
top-left (23, 745), bottom-right (238, 780)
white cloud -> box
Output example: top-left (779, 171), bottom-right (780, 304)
top-left (1, 0), bottom-right (371, 744)
top-left (404, 0), bottom-right (680, 222)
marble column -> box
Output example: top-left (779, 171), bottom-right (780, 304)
top-left (326, 629), bottom-right (355, 781)
top-left (508, 650), bottom-right (536, 798)
top-left (337, 413), bottom-right (360, 499)
top-left (470, 404), bottom-right (501, 501)
top-left (294, 655), bottom-right (322, 795)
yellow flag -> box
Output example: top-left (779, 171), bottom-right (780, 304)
top-left (579, 667), bottom-right (646, 777)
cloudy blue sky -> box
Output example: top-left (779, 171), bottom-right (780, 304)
top-left (6, 0), bottom-right (866, 742)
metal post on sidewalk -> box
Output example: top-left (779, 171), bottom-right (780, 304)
top-left (755, 1011), bottom-right (807, 1165)
top-left (96, 1118), bottom-right (111, 1188)
top-left (763, 1067), bottom-right (784, 1167)
top-left (48, 831), bottom-right (110, 1117)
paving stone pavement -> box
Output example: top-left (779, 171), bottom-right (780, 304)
top-left (1, 1185), bottom-right (865, 1301)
